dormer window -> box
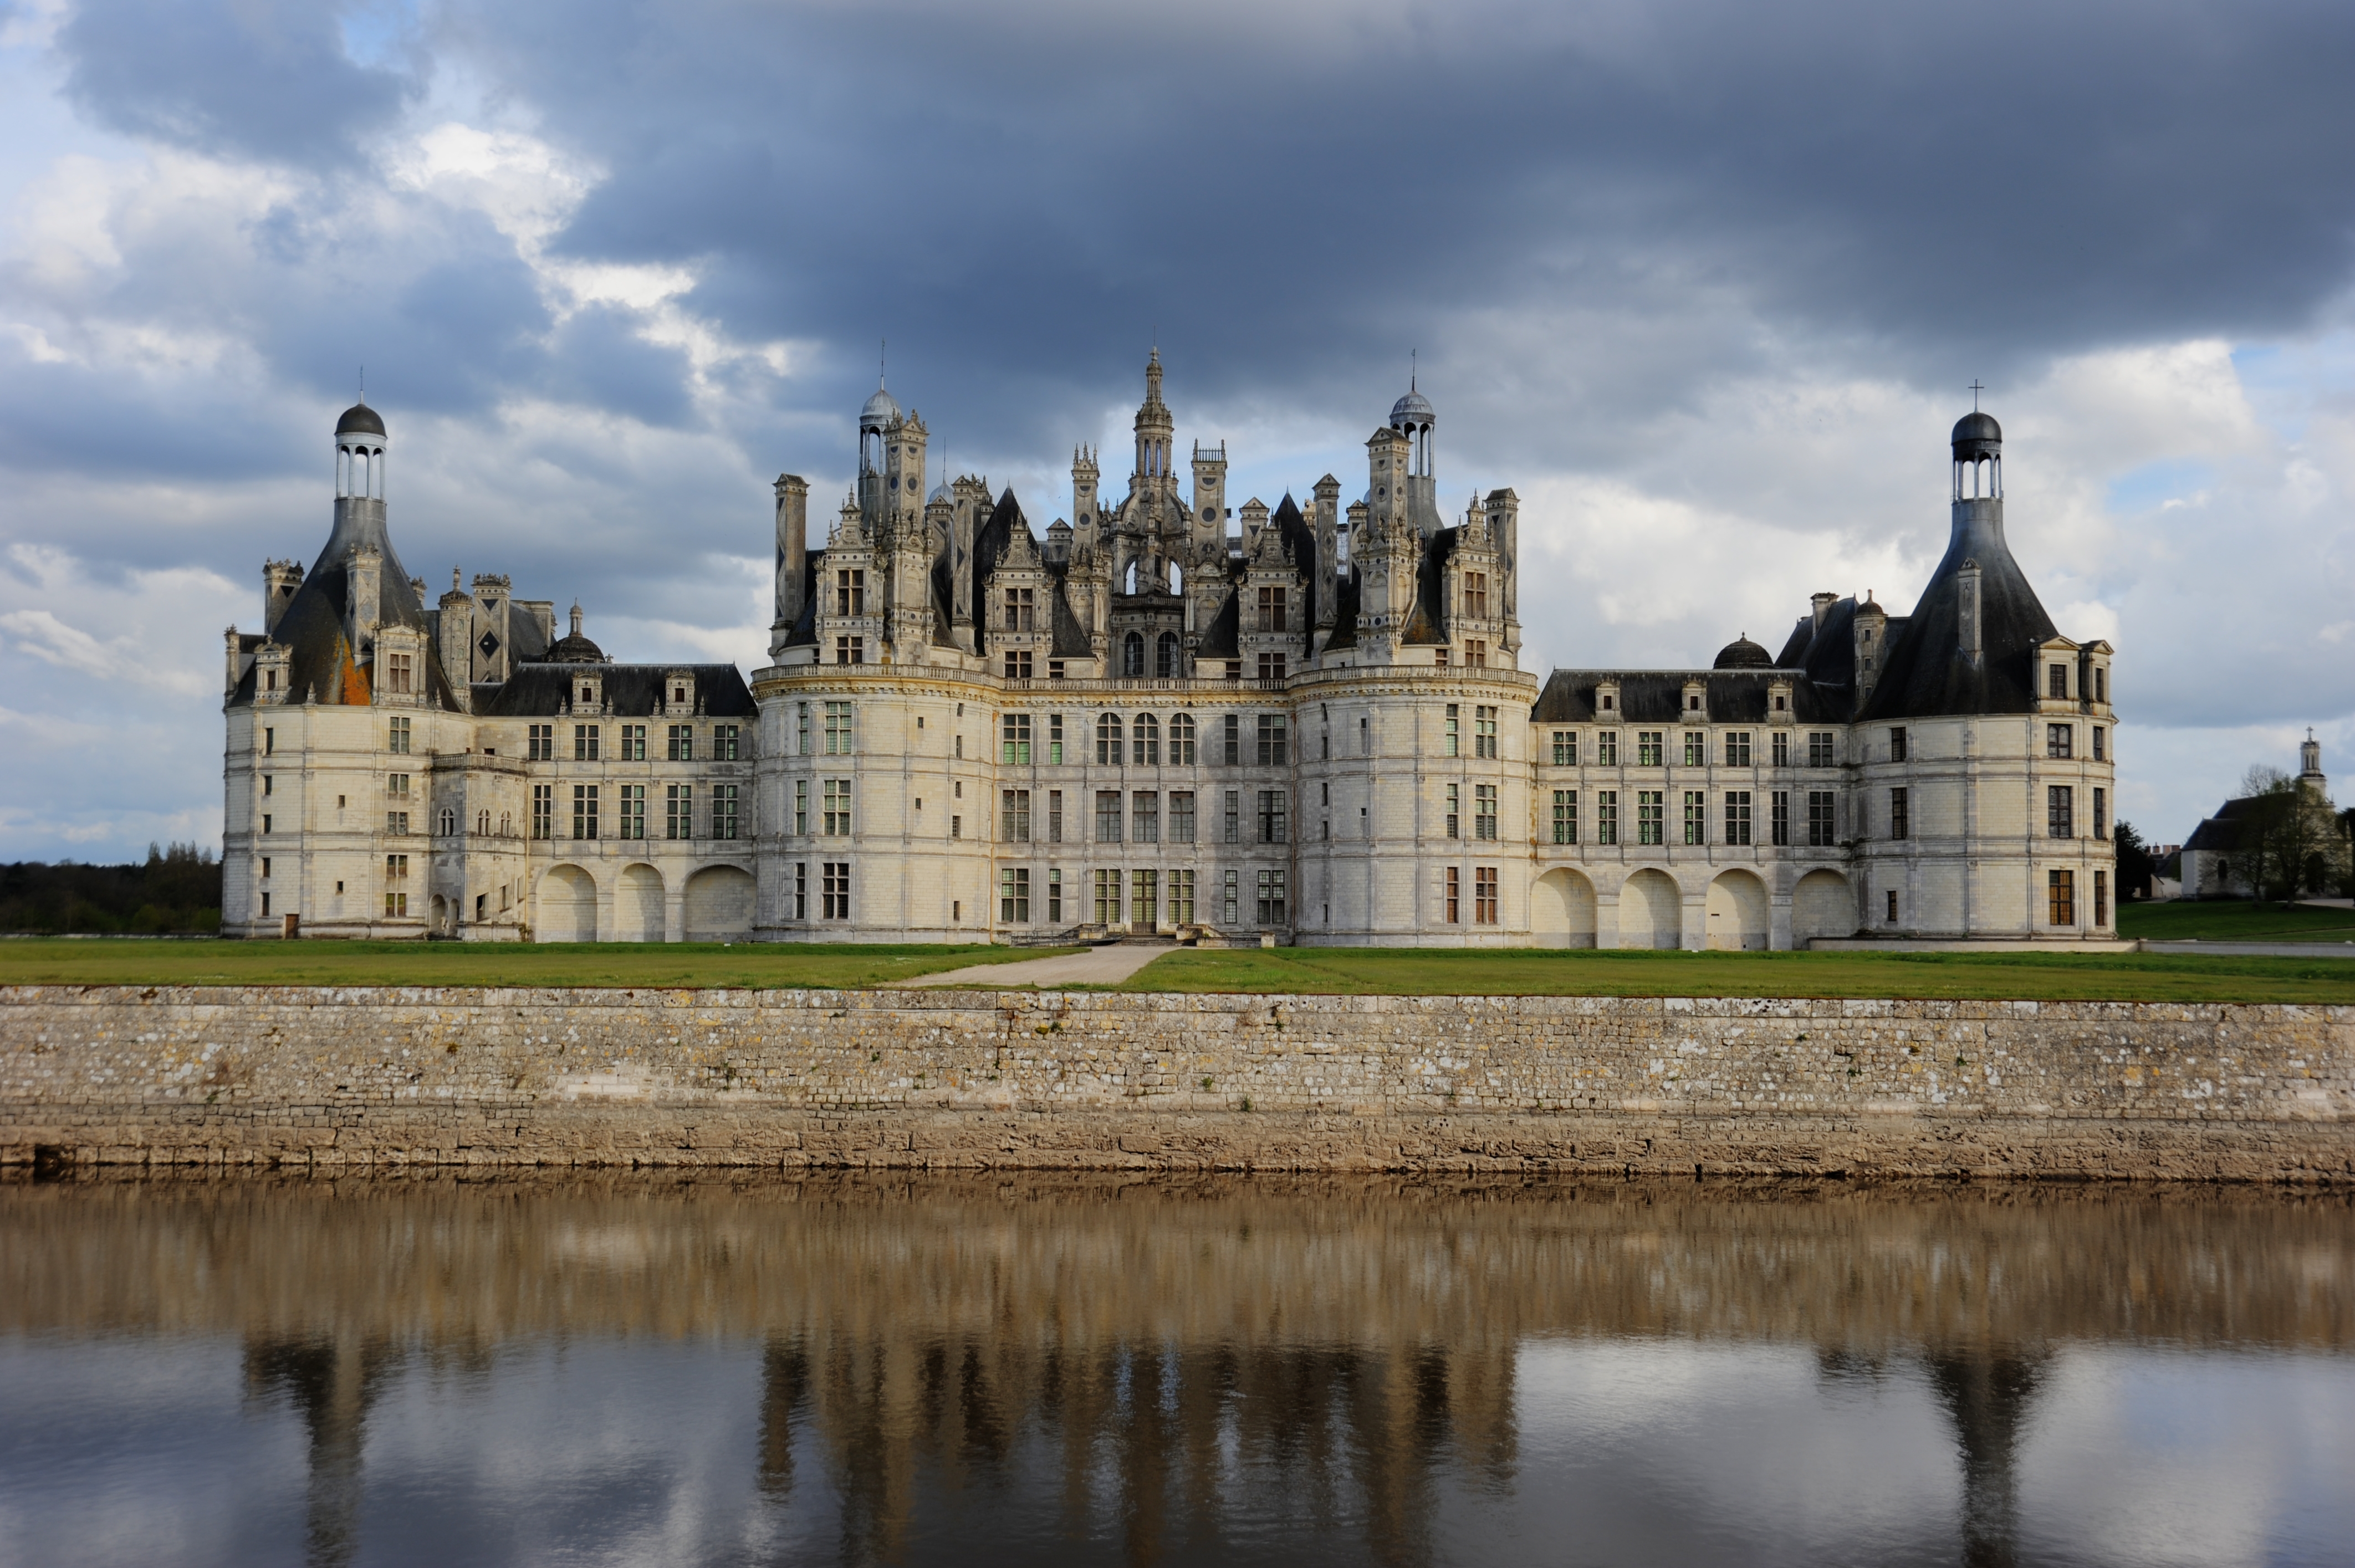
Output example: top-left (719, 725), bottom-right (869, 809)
top-left (1687, 693), bottom-right (1700, 711)
top-left (1601, 693), bottom-right (1615, 711)
top-left (579, 684), bottom-right (594, 703)
top-left (672, 685), bottom-right (687, 703)
top-left (2049, 664), bottom-right (2068, 700)
top-left (1774, 694), bottom-right (1787, 712)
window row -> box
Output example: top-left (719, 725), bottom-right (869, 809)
top-left (527, 722), bottom-right (743, 762)
top-left (1871, 785), bottom-right (2105, 841)
top-left (528, 783), bottom-right (741, 841)
top-left (1546, 729), bottom-right (1840, 769)
top-left (991, 712), bottom-right (1294, 767)
top-left (1544, 789), bottom-right (1841, 848)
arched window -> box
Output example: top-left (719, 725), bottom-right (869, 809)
top-left (1156, 631), bottom-right (1180, 678)
top-left (438, 807), bottom-right (456, 836)
top-left (1096, 712), bottom-right (1123, 765)
top-left (1124, 559), bottom-right (1139, 595)
top-left (1170, 560), bottom-right (1184, 594)
top-left (1123, 631), bottom-right (1145, 677)
top-left (1169, 712), bottom-right (1196, 764)
top-left (1133, 713), bottom-right (1161, 765)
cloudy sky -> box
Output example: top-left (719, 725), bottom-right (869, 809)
top-left (3, 0), bottom-right (2353, 861)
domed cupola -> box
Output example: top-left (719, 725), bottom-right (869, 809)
top-left (1952, 404), bottom-right (2002, 502)
top-left (1713, 634), bottom-right (1774, 670)
top-left (860, 385), bottom-right (902, 432)
top-left (547, 602), bottom-right (608, 664)
top-left (335, 401), bottom-right (386, 437)
top-left (1388, 366), bottom-right (1434, 480)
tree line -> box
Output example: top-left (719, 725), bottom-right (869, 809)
top-left (0, 844), bottom-right (222, 934)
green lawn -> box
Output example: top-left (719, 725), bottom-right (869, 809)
top-left (0, 938), bottom-right (1066, 990)
top-left (2117, 899), bottom-right (2355, 943)
top-left (1107, 945), bottom-right (2355, 1004)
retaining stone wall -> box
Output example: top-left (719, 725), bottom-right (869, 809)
top-left (4, 987), bottom-right (2352, 1179)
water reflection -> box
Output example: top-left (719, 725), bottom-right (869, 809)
top-left (2, 1176), bottom-right (2351, 1567)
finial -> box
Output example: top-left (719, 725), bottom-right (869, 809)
top-left (569, 601), bottom-right (583, 636)
top-left (452, 566), bottom-right (461, 592)
top-left (358, 365), bottom-right (366, 405)
top-left (1969, 379), bottom-right (1985, 410)
top-left (1411, 348), bottom-right (1417, 393)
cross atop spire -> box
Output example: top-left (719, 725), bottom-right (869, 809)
top-left (1969, 379), bottom-right (1985, 410)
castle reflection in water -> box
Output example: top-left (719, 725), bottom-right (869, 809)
top-left (6, 1176), bottom-right (2352, 1567)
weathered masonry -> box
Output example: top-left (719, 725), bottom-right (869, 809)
top-left (6, 988), bottom-right (2348, 1181)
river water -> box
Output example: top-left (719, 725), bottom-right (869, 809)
top-left (1, 1176), bottom-right (2350, 1567)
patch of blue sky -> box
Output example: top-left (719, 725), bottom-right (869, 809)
top-left (339, 0), bottom-right (420, 72)
top-left (2106, 458), bottom-right (2215, 516)
top-left (2230, 330), bottom-right (2355, 443)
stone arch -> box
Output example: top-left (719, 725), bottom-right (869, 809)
top-left (617, 862), bottom-right (665, 943)
top-left (1617, 868), bottom-right (1683, 949)
top-left (684, 865), bottom-right (755, 942)
top-left (1705, 869), bottom-right (1770, 951)
top-left (1122, 631), bottom-right (1146, 677)
top-left (538, 864), bottom-right (598, 943)
top-left (1156, 630), bottom-right (1181, 678)
top-left (1791, 869), bottom-right (1855, 946)
top-left (1531, 867), bottom-right (1598, 948)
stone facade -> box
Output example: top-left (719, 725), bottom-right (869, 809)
top-left (7, 988), bottom-right (2348, 1179)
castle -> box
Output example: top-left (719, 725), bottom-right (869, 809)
top-left (221, 356), bottom-right (2118, 947)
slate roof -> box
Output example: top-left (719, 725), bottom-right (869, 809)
top-left (228, 502), bottom-right (462, 712)
top-left (473, 663), bottom-right (756, 718)
top-left (1858, 507), bottom-right (2060, 721)
top-left (2182, 798), bottom-right (2261, 854)
top-left (1531, 669), bottom-right (1844, 725)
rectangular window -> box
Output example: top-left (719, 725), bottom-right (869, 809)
top-left (1725, 732), bottom-right (1752, 767)
top-left (389, 716), bottom-right (411, 754)
top-left (1047, 867), bottom-right (1063, 925)
top-left (619, 784), bottom-right (646, 840)
top-left (794, 779), bottom-right (808, 836)
top-left (1224, 790), bottom-right (1241, 844)
top-left (574, 724), bottom-right (600, 761)
top-left (2095, 870), bottom-right (2109, 926)
top-left (1890, 727), bottom-right (1909, 763)
top-left (2049, 785), bottom-right (2074, 839)
top-left (668, 784), bottom-right (695, 840)
top-left (1475, 783), bottom-right (1498, 841)
top-left (385, 854), bottom-right (408, 879)
top-left (1634, 790), bottom-right (1663, 846)
top-left (1771, 731), bottom-right (1789, 768)
top-left (1445, 783), bottom-right (1460, 840)
top-left (2093, 786), bottom-right (2107, 839)
top-left (796, 703), bottom-right (811, 757)
top-left (1046, 712), bottom-right (1065, 765)
top-left (1889, 787), bottom-right (1909, 840)
top-left (2049, 868), bottom-right (2076, 925)
top-left (383, 891), bottom-right (407, 918)
top-left (2092, 726), bottom-right (2106, 762)
top-left (1096, 713), bottom-right (1121, 765)
top-left (1256, 713), bottom-right (1288, 765)
top-left (1638, 731), bottom-right (1664, 767)
top-left (1476, 706), bottom-right (1499, 759)
top-left (1256, 869), bottom-right (1287, 927)
top-left (1257, 789), bottom-right (1288, 844)
top-left (1002, 789), bottom-right (1032, 843)
top-left (381, 812), bottom-right (403, 835)
top-left (572, 784), bottom-right (599, 840)
top-left (1003, 712), bottom-right (1033, 765)
top-left (1596, 731), bottom-right (1618, 767)
top-left (823, 702), bottom-right (853, 754)
top-left (1257, 584), bottom-right (1287, 633)
top-left (1096, 790), bottom-right (1122, 843)
top-left (528, 723), bottom-right (552, 760)
top-left (385, 651), bottom-right (412, 694)
top-left (1169, 869), bottom-right (1196, 926)
top-left (1474, 867), bottom-right (1498, 925)
top-left (1683, 732), bottom-right (1705, 767)
top-left (711, 784), bottom-right (739, 841)
top-left (1133, 714), bottom-right (1160, 766)
top-left (2095, 667), bottom-right (2107, 704)
top-left (1131, 869), bottom-right (1159, 930)
top-left (263, 728), bottom-right (274, 755)
top-left (1464, 570), bottom-right (1488, 619)
top-left (1808, 731), bottom-right (1835, 768)
top-left (1552, 790), bottom-right (1578, 845)
top-left (823, 862), bottom-right (850, 921)
top-left (1771, 790), bottom-right (1790, 846)
top-left (2047, 724), bottom-right (2072, 759)
top-left (1048, 789), bottom-right (1064, 844)
top-left (1000, 867), bottom-right (1031, 923)
top-left (1444, 704), bottom-right (1460, 757)
top-left (1223, 714), bottom-right (1241, 765)
top-left (793, 862), bottom-right (807, 921)
top-left (1171, 790), bottom-right (1197, 843)
top-left (1094, 869), bottom-right (1122, 926)
top-left (615, 723), bottom-right (642, 761)
top-left (1683, 790), bottom-right (1707, 844)
top-left (1596, 790), bottom-right (1619, 846)
top-left (1133, 790), bottom-right (1159, 844)
top-left (1552, 731), bottom-right (1577, 767)
top-left (1725, 790), bottom-right (1753, 846)
top-left (387, 773), bottom-right (410, 799)
top-left (1360, 714), bottom-right (1371, 756)
top-left (1887, 890), bottom-right (1900, 923)
top-left (2049, 663), bottom-right (2069, 700)
top-left (1807, 790), bottom-right (1837, 846)
top-left (1005, 586), bottom-right (1035, 631)
top-left (835, 569), bottom-right (865, 616)
top-left (1444, 866), bottom-right (1460, 924)
top-left (716, 724), bottom-right (741, 762)
top-left (1222, 869), bottom-right (1239, 926)
top-left (823, 779), bottom-right (852, 836)
top-left (532, 784), bottom-right (552, 840)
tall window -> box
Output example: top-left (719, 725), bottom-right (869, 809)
top-left (1133, 791), bottom-right (1159, 844)
top-left (1002, 789), bottom-right (1031, 842)
top-left (2095, 667), bottom-right (2107, 704)
top-left (1552, 790), bottom-right (1577, 845)
top-left (667, 724), bottom-right (692, 761)
top-left (2093, 786), bottom-right (2107, 839)
top-left (1445, 783), bottom-right (1460, 839)
top-left (823, 862), bottom-right (850, 921)
top-left (1094, 869), bottom-right (1121, 926)
top-left (2047, 724), bottom-right (2073, 759)
top-left (1463, 571), bottom-right (1488, 619)
top-left (668, 784), bottom-right (694, 840)
top-left (1770, 790), bottom-right (1789, 846)
top-left (2092, 726), bottom-right (2106, 762)
top-left (1224, 790), bottom-right (1240, 844)
top-left (1596, 791), bottom-right (1618, 846)
top-left (1169, 713), bottom-right (1197, 763)
top-left (1808, 732), bottom-right (1835, 767)
top-left (1097, 713), bottom-right (1123, 764)
top-left (1256, 714), bottom-right (1288, 765)
top-left (824, 702), bottom-right (853, 754)
top-left (1004, 586), bottom-right (1034, 631)
top-left (1889, 727), bottom-right (1909, 763)
top-left (794, 779), bottom-right (808, 836)
top-left (613, 723), bottom-right (641, 761)
top-left (824, 779), bottom-right (852, 836)
top-left (574, 724), bottom-right (600, 761)
top-left (1771, 731), bottom-right (1789, 767)
top-left (1003, 713), bottom-right (1032, 765)
top-left (1047, 868), bottom-right (1063, 925)
top-left (389, 716), bottom-right (411, 754)
top-left (1725, 791), bottom-right (1752, 846)
top-left (2048, 785), bottom-right (2074, 839)
top-left (1474, 867), bottom-right (1498, 925)
top-left (791, 862), bottom-right (806, 921)
top-left (1257, 789), bottom-right (1288, 844)
top-left (1476, 706), bottom-right (1498, 759)
top-left (1123, 632), bottom-right (1145, 677)
top-left (619, 784), bottom-right (646, 840)
top-left (1474, 784), bottom-right (1498, 841)
top-left (1156, 631), bottom-right (1180, 678)
top-left (1048, 789), bottom-right (1064, 843)
top-left (2095, 870), bottom-right (2109, 927)
top-left (572, 784), bottom-right (599, 840)
top-left (532, 784), bottom-right (552, 840)
top-left (1257, 585), bottom-right (1286, 632)
top-left (711, 785), bottom-right (739, 841)
top-left (528, 723), bottom-right (552, 760)
top-left (1256, 869), bottom-right (1287, 926)
top-left (2048, 869), bottom-right (2076, 925)
top-left (1223, 714), bottom-right (1242, 765)
top-left (836, 569), bottom-right (865, 616)
top-left (385, 652), bottom-right (412, 694)
top-left (1890, 788), bottom-right (1909, 840)
top-left (1133, 713), bottom-right (1161, 765)
top-left (1596, 731), bottom-right (1619, 767)
top-left (1131, 869), bottom-right (1159, 930)
top-left (717, 725), bottom-right (743, 762)
top-left (1222, 868), bottom-right (1239, 925)
top-left (1095, 790), bottom-right (1122, 843)
top-left (1807, 791), bottom-right (1836, 846)
top-left (796, 704), bottom-right (811, 756)
top-left (1444, 866), bottom-right (1460, 923)
top-left (1638, 732), bottom-right (1664, 767)
top-left (1683, 732), bottom-right (1705, 767)
top-left (2048, 663), bottom-right (2069, 700)
top-left (1444, 704), bottom-right (1460, 757)
top-left (1683, 791), bottom-right (1707, 845)
top-left (1171, 791), bottom-right (1197, 843)
top-left (1552, 731), bottom-right (1577, 766)
top-left (1049, 713), bottom-right (1065, 765)
top-left (1169, 869), bottom-right (1196, 926)
top-left (1637, 790), bottom-right (1664, 846)
top-left (1725, 732), bottom-right (1752, 767)
top-left (1464, 639), bottom-right (1486, 668)
top-left (1000, 867), bottom-right (1031, 923)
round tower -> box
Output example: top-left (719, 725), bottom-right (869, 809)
top-left (335, 399), bottom-right (387, 504)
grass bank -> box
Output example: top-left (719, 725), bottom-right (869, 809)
top-left (2116, 900), bottom-right (2355, 944)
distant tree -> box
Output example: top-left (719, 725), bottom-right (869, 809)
top-left (0, 844), bottom-right (219, 933)
top-left (2235, 767), bottom-right (2345, 905)
top-left (2113, 821), bottom-right (2156, 901)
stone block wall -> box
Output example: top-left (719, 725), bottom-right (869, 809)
top-left (3, 987), bottom-right (2350, 1179)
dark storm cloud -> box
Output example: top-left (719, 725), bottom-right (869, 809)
top-left (60, 0), bottom-right (418, 169)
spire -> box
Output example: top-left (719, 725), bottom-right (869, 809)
top-left (570, 601), bottom-right (583, 637)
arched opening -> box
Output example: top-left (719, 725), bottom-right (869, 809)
top-left (1169, 560), bottom-right (1184, 594)
top-left (1531, 868), bottom-right (1598, 948)
top-left (684, 865), bottom-right (755, 942)
top-left (617, 863), bottom-right (665, 943)
top-left (1705, 870), bottom-right (1770, 951)
top-left (1123, 632), bottom-right (1145, 677)
top-left (1156, 631), bottom-right (1180, 678)
top-left (1124, 559), bottom-right (1139, 594)
top-left (1617, 869), bottom-right (1683, 949)
top-left (538, 864), bottom-right (598, 943)
top-left (1791, 869), bottom-right (1855, 947)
